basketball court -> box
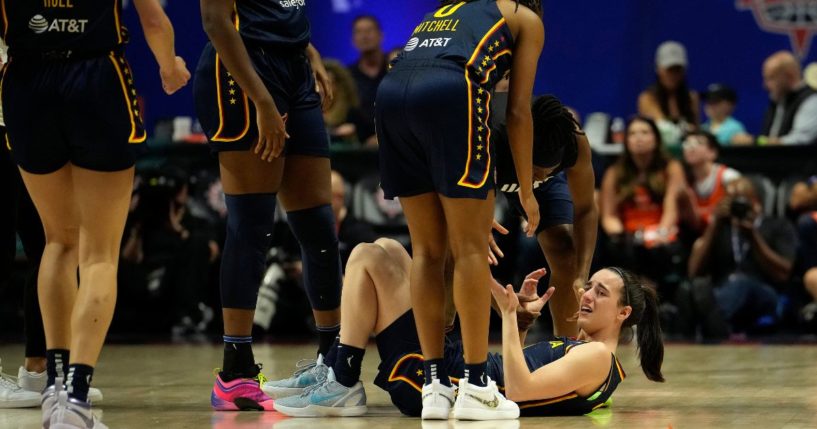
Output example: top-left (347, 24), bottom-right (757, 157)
top-left (3, 342), bottom-right (816, 428)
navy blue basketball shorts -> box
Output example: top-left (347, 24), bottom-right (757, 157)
top-left (374, 310), bottom-right (465, 416)
top-left (193, 43), bottom-right (329, 157)
top-left (2, 53), bottom-right (146, 174)
top-left (504, 172), bottom-right (575, 234)
top-left (376, 59), bottom-right (495, 200)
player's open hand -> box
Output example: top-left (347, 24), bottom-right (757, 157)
top-left (314, 66), bottom-right (334, 112)
top-left (254, 101), bottom-right (289, 161)
top-left (490, 279), bottom-right (521, 316)
top-left (520, 191), bottom-right (540, 237)
top-left (488, 219), bottom-right (509, 265)
top-left (160, 56), bottom-right (191, 95)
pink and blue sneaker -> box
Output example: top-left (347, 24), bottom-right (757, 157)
top-left (211, 366), bottom-right (274, 411)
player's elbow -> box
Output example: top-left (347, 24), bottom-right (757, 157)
top-left (504, 378), bottom-right (535, 402)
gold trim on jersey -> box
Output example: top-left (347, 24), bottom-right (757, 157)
top-left (1, 0), bottom-right (8, 40)
top-left (211, 53), bottom-right (251, 142)
top-left (458, 18), bottom-right (507, 189)
top-left (387, 353), bottom-right (425, 393)
top-left (518, 393), bottom-right (579, 409)
top-left (113, 0), bottom-right (123, 44)
top-left (211, 10), bottom-right (250, 142)
top-left (108, 53), bottom-right (147, 143)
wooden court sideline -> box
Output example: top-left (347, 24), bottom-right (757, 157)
top-left (2, 343), bottom-right (816, 428)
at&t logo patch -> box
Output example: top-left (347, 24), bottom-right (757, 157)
top-left (29, 14), bottom-right (89, 34)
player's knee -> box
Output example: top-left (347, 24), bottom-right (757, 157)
top-left (45, 225), bottom-right (79, 250)
top-left (540, 224), bottom-right (576, 256)
top-left (348, 242), bottom-right (386, 269)
top-left (447, 237), bottom-right (487, 260)
top-left (287, 204), bottom-right (342, 311)
top-left (805, 268), bottom-right (817, 289)
top-left (221, 193), bottom-right (277, 309)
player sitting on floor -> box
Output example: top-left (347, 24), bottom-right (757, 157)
top-left (272, 238), bottom-right (665, 418)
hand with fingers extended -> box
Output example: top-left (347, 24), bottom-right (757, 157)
top-left (253, 100), bottom-right (289, 161)
top-left (491, 268), bottom-right (555, 324)
top-left (488, 219), bottom-right (509, 266)
top-left (515, 268), bottom-right (548, 331)
top-left (520, 191), bottom-right (540, 237)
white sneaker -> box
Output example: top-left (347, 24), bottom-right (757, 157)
top-left (18, 367), bottom-right (103, 403)
top-left (421, 379), bottom-right (455, 420)
top-left (0, 360), bottom-right (41, 408)
top-left (452, 377), bottom-right (519, 421)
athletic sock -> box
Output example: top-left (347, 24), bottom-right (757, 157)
top-left (317, 324), bottom-right (340, 358)
top-left (222, 335), bottom-right (255, 381)
top-left (46, 349), bottom-right (69, 388)
top-left (464, 361), bottom-right (488, 387)
top-left (324, 335), bottom-right (340, 367)
top-left (423, 358), bottom-right (451, 387)
top-left (66, 364), bottom-right (94, 403)
top-left (333, 343), bottom-right (365, 388)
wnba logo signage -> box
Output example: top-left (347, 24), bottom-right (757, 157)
top-left (737, 0), bottom-right (817, 59)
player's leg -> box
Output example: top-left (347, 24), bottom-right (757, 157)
top-left (537, 224), bottom-right (580, 337)
top-left (212, 150), bottom-right (283, 411)
top-left (277, 153), bottom-right (341, 358)
top-left (0, 133), bottom-right (41, 409)
top-left (442, 193), bottom-right (520, 420)
top-left (19, 166), bottom-right (78, 392)
top-left (440, 194), bottom-right (493, 379)
top-left (273, 239), bottom-right (412, 417)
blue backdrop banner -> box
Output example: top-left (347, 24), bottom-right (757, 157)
top-left (122, 0), bottom-right (817, 136)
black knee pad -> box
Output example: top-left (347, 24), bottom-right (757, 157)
top-left (220, 193), bottom-right (277, 309)
top-left (287, 204), bottom-right (342, 310)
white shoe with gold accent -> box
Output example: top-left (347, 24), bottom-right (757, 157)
top-left (452, 376), bottom-right (518, 420)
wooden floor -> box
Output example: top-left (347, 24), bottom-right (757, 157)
top-left (2, 343), bottom-right (817, 429)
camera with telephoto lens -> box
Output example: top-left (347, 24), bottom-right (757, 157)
top-left (729, 197), bottom-right (752, 220)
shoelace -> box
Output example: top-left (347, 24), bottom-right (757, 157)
top-left (299, 374), bottom-right (332, 398)
top-left (0, 369), bottom-right (22, 391)
top-left (290, 359), bottom-right (318, 377)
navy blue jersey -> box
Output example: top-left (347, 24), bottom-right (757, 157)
top-left (487, 338), bottom-right (626, 416)
top-left (394, 0), bottom-right (514, 90)
top-left (1, 0), bottom-right (127, 58)
top-left (235, 0), bottom-right (310, 49)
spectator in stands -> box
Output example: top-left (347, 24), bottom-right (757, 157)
top-left (121, 167), bottom-right (219, 337)
top-left (680, 131), bottom-right (741, 231)
top-left (331, 170), bottom-right (377, 265)
top-left (348, 15), bottom-right (386, 146)
top-left (638, 41), bottom-right (700, 148)
top-left (760, 51), bottom-right (817, 145)
top-left (789, 177), bottom-right (817, 326)
top-left (688, 177), bottom-right (796, 333)
top-left (789, 175), bottom-right (817, 214)
top-left (322, 60), bottom-right (370, 145)
top-left (701, 83), bottom-right (753, 146)
top-left (600, 116), bottom-right (687, 285)
top-left (797, 211), bottom-right (817, 326)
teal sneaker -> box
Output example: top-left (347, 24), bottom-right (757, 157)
top-left (262, 354), bottom-right (329, 399)
top-left (273, 368), bottom-right (367, 417)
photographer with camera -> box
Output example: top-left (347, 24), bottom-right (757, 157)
top-left (688, 177), bottom-right (796, 334)
top-left (120, 167), bottom-right (220, 338)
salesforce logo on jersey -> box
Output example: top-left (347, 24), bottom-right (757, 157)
top-left (280, 0), bottom-right (306, 8)
top-left (29, 14), bottom-right (88, 34)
